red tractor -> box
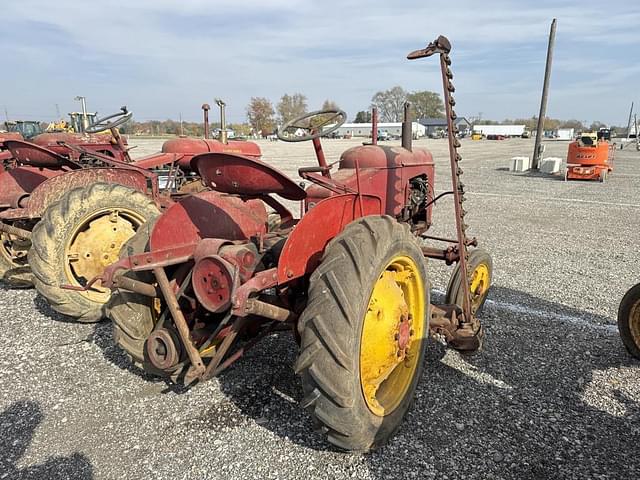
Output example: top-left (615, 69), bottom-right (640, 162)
top-left (81, 36), bottom-right (492, 451)
top-left (0, 104), bottom-right (262, 323)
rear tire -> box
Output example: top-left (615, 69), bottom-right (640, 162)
top-left (29, 183), bottom-right (160, 322)
top-left (295, 216), bottom-right (429, 451)
top-left (618, 283), bottom-right (640, 359)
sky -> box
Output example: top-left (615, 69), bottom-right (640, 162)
top-left (1, 0), bottom-right (638, 126)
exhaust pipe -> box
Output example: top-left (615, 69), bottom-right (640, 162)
top-left (371, 107), bottom-right (378, 145)
top-left (401, 101), bottom-right (412, 151)
top-left (215, 99), bottom-right (227, 144)
top-left (202, 103), bottom-right (210, 139)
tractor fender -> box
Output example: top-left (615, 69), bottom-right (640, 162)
top-left (0, 166), bottom-right (61, 209)
top-left (149, 190), bottom-right (268, 252)
top-left (21, 167), bottom-right (150, 219)
top-left (277, 193), bottom-right (382, 284)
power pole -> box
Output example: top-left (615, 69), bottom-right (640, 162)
top-left (55, 103), bottom-right (61, 119)
top-left (179, 112), bottom-right (184, 136)
top-left (532, 18), bottom-right (557, 170)
top-left (625, 101), bottom-right (634, 142)
top-left (3, 106), bottom-right (8, 122)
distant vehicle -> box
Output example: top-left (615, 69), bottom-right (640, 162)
top-left (521, 131), bottom-right (531, 139)
top-left (471, 132), bottom-right (483, 141)
top-left (486, 134), bottom-right (506, 140)
top-left (377, 129), bottom-right (390, 141)
top-left (3, 120), bottom-right (43, 140)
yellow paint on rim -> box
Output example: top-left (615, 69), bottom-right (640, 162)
top-left (64, 207), bottom-right (146, 302)
top-left (360, 255), bottom-right (425, 417)
top-left (469, 263), bottom-right (490, 310)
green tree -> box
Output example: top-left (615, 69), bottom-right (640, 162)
top-left (354, 110), bottom-right (372, 123)
top-left (406, 90), bottom-right (444, 119)
top-left (559, 119), bottom-right (585, 130)
top-left (371, 86), bottom-right (407, 122)
top-left (246, 97), bottom-right (276, 136)
top-left (321, 99), bottom-right (340, 112)
top-left (277, 93), bottom-right (308, 124)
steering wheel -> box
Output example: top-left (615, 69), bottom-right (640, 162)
top-left (277, 109), bottom-right (346, 142)
top-left (84, 107), bottom-right (133, 134)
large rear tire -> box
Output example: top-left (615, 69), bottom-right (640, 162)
top-left (618, 283), bottom-right (640, 359)
top-left (295, 216), bottom-right (429, 452)
top-left (29, 183), bottom-right (160, 322)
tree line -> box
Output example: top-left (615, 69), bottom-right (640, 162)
top-left (114, 86), bottom-right (619, 137)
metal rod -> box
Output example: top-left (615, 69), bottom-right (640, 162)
top-left (215, 99), bottom-right (227, 144)
top-left (112, 273), bottom-right (159, 297)
top-left (0, 222), bottom-right (32, 240)
top-left (202, 104), bottom-right (210, 139)
top-left (202, 316), bottom-right (249, 381)
top-left (371, 107), bottom-right (378, 145)
top-left (153, 267), bottom-right (205, 376)
top-left (402, 101), bottom-right (412, 151)
top-left (532, 18), bottom-right (557, 170)
top-left (245, 298), bottom-right (297, 322)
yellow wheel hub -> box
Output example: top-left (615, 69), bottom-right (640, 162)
top-left (469, 263), bottom-right (490, 311)
top-left (65, 208), bottom-right (144, 302)
top-left (360, 255), bottom-right (425, 417)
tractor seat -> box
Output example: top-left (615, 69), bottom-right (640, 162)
top-left (4, 140), bottom-right (79, 169)
top-left (191, 152), bottom-right (306, 201)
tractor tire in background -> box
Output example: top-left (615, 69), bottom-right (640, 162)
top-left (106, 220), bottom-right (157, 365)
top-left (445, 248), bottom-right (493, 315)
top-left (0, 225), bottom-right (33, 287)
top-left (29, 183), bottom-right (160, 323)
top-left (618, 283), bottom-right (640, 359)
top-left (295, 215), bottom-right (429, 452)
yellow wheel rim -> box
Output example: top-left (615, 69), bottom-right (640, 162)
top-left (64, 207), bottom-right (146, 302)
top-left (360, 255), bottom-right (425, 417)
top-left (469, 263), bottom-right (490, 311)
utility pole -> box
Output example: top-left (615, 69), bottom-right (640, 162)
top-left (3, 106), bottom-right (8, 122)
top-left (532, 18), bottom-right (557, 170)
top-left (55, 103), bottom-right (61, 119)
top-left (179, 112), bottom-right (184, 136)
top-left (625, 101), bottom-right (634, 142)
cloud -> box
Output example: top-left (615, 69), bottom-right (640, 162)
top-left (1, 0), bottom-right (638, 124)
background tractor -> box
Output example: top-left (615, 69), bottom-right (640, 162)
top-left (1, 103), bottom-right (262, 323)
top-left (86, 35), bottom-right (493, 451)
top-left (619, 284), bottom-right (640, 359)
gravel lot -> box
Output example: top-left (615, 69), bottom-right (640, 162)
top-left (1, 137), bottom-right (639, 479)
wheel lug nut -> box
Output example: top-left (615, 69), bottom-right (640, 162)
top-left (394, 333), bottom-right (399, 340)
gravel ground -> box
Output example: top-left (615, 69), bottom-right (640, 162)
top-left (1, 137), bottom-right (639, 479)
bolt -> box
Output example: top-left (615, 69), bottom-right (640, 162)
top-left (410, 329), bottom-right (415, 336)
top-left (394, 333), bottom-right (399, 341)
top-left (287, 270), bottom-right (293, 278)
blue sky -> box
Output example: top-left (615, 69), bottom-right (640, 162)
top-left (1, 0), bottom-right (638, 125)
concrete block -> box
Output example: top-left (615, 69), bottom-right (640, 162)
top-left (540, 157), bottom-right (562, 174)
top-left (510, 156), bottom-right (530, 172)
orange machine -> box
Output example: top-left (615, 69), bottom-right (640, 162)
top-left (565, 132), bottom-right (614, 182)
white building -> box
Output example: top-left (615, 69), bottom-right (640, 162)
top-left (473, 124), bottom-right (525, 137)
top-left (333, 122), bottom-right (426, 139)
top-left (556, 128), bottom-right (575, 141)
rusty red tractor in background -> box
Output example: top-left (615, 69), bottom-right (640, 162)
top-left (83, 35), bottom-right (493, 451)
top-left (0, 103), bottom-right (262, 322)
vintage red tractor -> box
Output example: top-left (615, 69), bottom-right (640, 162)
top-left (0, 104), bottom-right (261, 323)
top-left (619, 284), bottom-right (640, 359)
top-left (89, 35), bottom-right (493, 451)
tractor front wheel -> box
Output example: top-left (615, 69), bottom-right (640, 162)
top-left (445, 248), bottom-right (493, 315)
top-left (618, 283), bottom-right (640, 359)
top-left (29, 183), bottom-right (160, 322)
top-left (295, 216), bottom-right (429, 451)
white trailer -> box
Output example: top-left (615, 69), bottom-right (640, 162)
top-left (473, 124), bottom-right (525, 137)
top-left (556, 128), bottom-right (575, 141)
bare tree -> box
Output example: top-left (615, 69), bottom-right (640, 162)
top-left (370, 86), bottom-right (407, 122)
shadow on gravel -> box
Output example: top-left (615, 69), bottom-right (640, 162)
top-left (214, 286), bottom-right (639, 479)
top-left (0, 400), bottom-right (93, 479)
